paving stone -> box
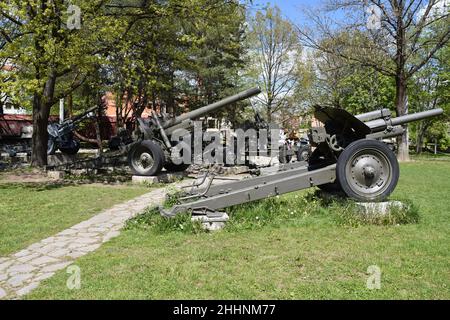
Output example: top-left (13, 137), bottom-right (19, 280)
top-left (47, 249), bottom-right (71, 258)
top-left (34, 272), bottom-right (55, 282)
top-left (17, 253), bottom-right (40, 263)
top-left (16, 282), bottom-right (40, 297)
top-left (7, 264), bottom-right (36, 274)
top-left (0, 287), bottom-right (6, 299)
top-left (0, 260), bottom-right (13, 271)
top-left (68, 242), bottom-right (88, 250)
top-left (34, 244), bottom-right (58, 255)
top-left (0, 258), bottom-right (9, 264)
top-left (52, 240), bottom-right (70, 248)
top-left (7, 273), bottom-right (34, 287)
top-left (0, 273), bottom-right (7, 281)
top-left (76, 238), bottom-right (99, 244)
top-left (41, 262), bottom-right (72, 273)
top-left (88, 227), bottom-right (108, 233)
top-left (30, 256), bottom-right (59, 266)
top-left (77, 232), bottom-right (99, 238)
top-left (14, 250), bottom-right (31, 258)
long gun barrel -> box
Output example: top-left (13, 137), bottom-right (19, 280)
top-left (365, 108), bottom-right (444, 132)
top-left (356, 109), bottom-right (391, 122)
top-left (163, 87), bottom-right (261, 129)
top-left (69, 106), bottom-right (98, 124)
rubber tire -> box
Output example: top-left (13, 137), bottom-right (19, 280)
top-left (336, 139), bottom-right (399, 202)
top-left (164, 162), bottom-right (190, 172)
top-left (60, 140), bottom-right (80, 155)
top-left (128, 140), bottom-right (165, 176)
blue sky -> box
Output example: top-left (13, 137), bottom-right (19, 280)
top-left (249, 0), bottom-right (327, 24)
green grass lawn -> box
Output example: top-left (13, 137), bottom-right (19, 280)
top-left (0, 183), bottom-right (150, 256)
top-left (27, 159), bottom-right (450, 300)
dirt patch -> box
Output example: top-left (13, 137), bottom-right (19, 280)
top-left (0, 168), bottom-right (56, 184)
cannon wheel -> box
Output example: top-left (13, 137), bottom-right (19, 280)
top-left (60, 140), bottom-right (80, 155)
top-left (128, 140), bottom-right (165, 176)
top-left (337, 139), bottom-right (399, 202)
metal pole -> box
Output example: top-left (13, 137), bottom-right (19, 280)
top-left (59, 99), bottom-right (64, 124)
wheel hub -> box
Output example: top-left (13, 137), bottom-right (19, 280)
top-left (347, 150), bottom-right (392, 197)
top-left (135, 152), bottom-right (154, 169)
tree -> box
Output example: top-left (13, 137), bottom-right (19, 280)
top-left (247, 5), bottom-right (302, 122)
top-left (103, 0), bottom-right (247, 129)
top-left (410, 42), bottom-right (449, 152)
top-left (0, 0), bottom-right (133, 166)
top-left (299, 0), bottom-right (450, 160)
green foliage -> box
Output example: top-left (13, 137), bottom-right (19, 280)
top-left (125, 207), bottom-right (205, 234)
top-left (104, 0), bottom-right (248, 124)
top-left (126, 188), bottom-right (419, 236)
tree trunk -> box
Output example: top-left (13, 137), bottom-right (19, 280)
top-left (395, 75), bottom-right (410, 162)
top-left (31, 72), bottom-right (57, 167)
top-left (95, 105), bottom-right (103, 155)
top-left (31, 94), bottom-right (50, 166)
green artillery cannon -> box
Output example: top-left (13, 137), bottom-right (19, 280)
top-left (47, 106), bottom-right (98, 155)
top-left (128, 87), bottom-right (262, 176)
top-left (160, 106), bottom-right (444, 218)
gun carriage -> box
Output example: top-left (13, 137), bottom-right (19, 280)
top-left (160, 106), bottom-right (444, 217)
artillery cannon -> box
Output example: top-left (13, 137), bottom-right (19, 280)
top-left (160, 106), bottom-right (443, 218)
top-left (47, 106), bottom-right (98, 155)
top-left (128, 87), bottom-right (262, 176)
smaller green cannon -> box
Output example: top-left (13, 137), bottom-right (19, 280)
top-left (47, 106), bottom-right (98, 155)
top-left (160, 106), bottom-right (444, 218)
top-left (128, 87), bottom-right (261, 176)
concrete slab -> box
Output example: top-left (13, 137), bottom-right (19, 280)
top-left (356, 201), bottom-right (406, 217)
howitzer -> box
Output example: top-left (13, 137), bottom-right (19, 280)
top-left (47, 106), bottom-right (98, 155)
top-left (160, 106), bottom-right (443, 218)
top-left (128, 87), bottom-right (262, 176)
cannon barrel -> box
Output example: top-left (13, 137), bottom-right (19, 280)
top-left (365, 108), bottom-right (444, 132)
top-left (70, 106), bottom-right (98, 124)
top-left (356, 109), bottom-right (391, 122)
top-left (163, 87), bottom-right (261, 129)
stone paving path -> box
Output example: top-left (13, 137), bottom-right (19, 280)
top-left (0, 186), bottom-right (174, 300)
